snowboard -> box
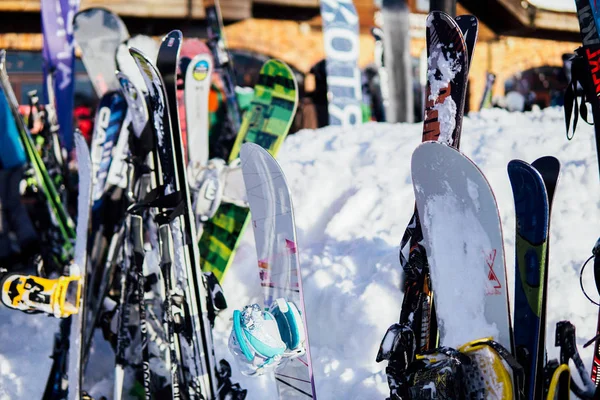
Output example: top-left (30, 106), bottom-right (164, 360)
top-left (73, 7), bottom-right (130, 97)
top-left (396, 11), bottom-right (472, 355)
top-left (412, 141), bottom-right (511, 351)
top-left (199, 59), bottom-right (299, 282)
top-left (67, 133), bottom-right (93, 400)
top-left (319, 0), bottom-right (363, 126)
top-left (240, 142), bottom-right (317, 399)
top-left (508, 159), bottom-right (550, 400)
top-left (42, 133), bottom-right (92, 400)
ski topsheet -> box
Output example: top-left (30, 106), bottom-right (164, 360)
top-left (531, 156), bottom-right (560, 395)
top-left (454, 15), bottom-right (478, 70)
top-left (412, 141), bottom-right (511, 350)
top-left (240, 142), bottom-right (317, 399)
top-left (185, 54), bottom-right (213, 168)
top-left (205, 0), bottom-right (242, 153)
top-left (199, 59), bottom-right (299, 282)
top-left (90, 91), bottom-right (128, 208)
top-left (319, 0), bottom-right (363, 126)
top-left (73, 7), bottom-right (130, 97)
top-left (508, 160), bottom-right (550, 400)
top-left (422, 12), bottom-right (469, 146)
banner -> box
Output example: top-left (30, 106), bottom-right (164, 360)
top-left (41, 0), bottom-right (80, 151)
top-left (320, 0), bottom-right (363, 126)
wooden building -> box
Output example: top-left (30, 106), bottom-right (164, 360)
top-left (0, 0), bottom-right (584, 112)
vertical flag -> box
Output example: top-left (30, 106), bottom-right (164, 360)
top-left (41, 0), bottom-right (80, 151)
top-left (320, 0), bottom-right (363, 126)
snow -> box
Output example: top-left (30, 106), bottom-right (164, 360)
top-left (1, 106), bottom-right (600, 399)
top-left (427, 45), bottom-right (461, 144)
top-left (422, 193), bottom-right (500, 348)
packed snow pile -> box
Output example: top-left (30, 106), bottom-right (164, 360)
top-left (1, 106), bottom-right (599, 399)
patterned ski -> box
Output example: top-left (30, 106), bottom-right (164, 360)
top-left (199, 59), bottom-right (298, 282)
top-left (412, 141), bottom-right (511, 350)
top-left (508, 160), bottom-right (550, 400)
top-left (531, 156), bottom-right (560, 394)
top-left (454, 15), bottom-right (478, 70)
top-left (241, 142), bottom-right (317, 399)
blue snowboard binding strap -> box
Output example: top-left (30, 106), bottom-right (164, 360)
top-left (269, 298), bottom-right (306, 359)
top-left (228, 298), bottom-right (306, 376)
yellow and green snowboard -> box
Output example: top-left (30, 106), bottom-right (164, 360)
top-left (199, 59), bottom-right (298, 281)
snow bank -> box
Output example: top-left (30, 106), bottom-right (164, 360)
top-left (1, 106), bottom-right (599, 399)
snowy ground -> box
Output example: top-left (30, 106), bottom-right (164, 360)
top-left (1, 106), bottom-right (599, 399)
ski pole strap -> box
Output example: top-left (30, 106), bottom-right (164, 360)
top-left (128, 186), bottom-right (183, 214)
top-left (593, 237), bottom-right (600, 297)
top-left (555, 320), bottom-right (597, 398)
top-left (564, 50), bottom-right (593, 140)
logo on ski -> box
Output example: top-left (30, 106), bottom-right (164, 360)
top-left (484, 249), bottom-right (502, 295)
top-left (192, 60), bottom-right (210, 81)
top-left (585, 47), bottom-right (600, 96)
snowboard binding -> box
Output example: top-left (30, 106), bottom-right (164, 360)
top-left (228, 298), bottom-right (306, 376)
top-left (0, 272), bottom-right (81, 318)
top-left (381, 337), bottom-right (523, 400)
top-left (189, 157), bottom-right (248, 223)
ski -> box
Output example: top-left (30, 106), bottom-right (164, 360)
top-left (454, 15), bottom-right (478, 70)
top-left (205, 0), bottom-right (242, 159)
top-left (508, 159), bottom-right (550, 400)
top-left (479, 72), bottom-right (496, 110)
top-left (531, 156), bottom-right (560, 394)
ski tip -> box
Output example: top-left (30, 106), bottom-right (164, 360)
top-left (163, 30), bottom-right (183, 42)
top-left (531, 155), bottom-right (561, 171)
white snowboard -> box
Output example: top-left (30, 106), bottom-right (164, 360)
top-left (412, 141), bottom-right (511, 351)
top-left (240, 143), bottom-right (317, 399)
